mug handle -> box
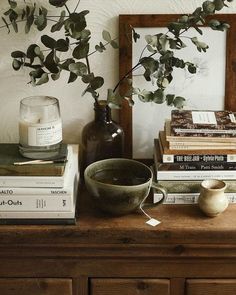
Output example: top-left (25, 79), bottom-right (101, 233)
top-left (142, 182), bottom-right (167, 209)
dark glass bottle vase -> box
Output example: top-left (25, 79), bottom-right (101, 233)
top-left (80, 100), bottom-right (124, 175)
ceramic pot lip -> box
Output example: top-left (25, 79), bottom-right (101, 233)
top-left (201, 179), bottom-right (226, 191)
top-left (84, 158), bottom-right (152, 188)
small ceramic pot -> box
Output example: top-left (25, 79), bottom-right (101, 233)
top-left (84, 158), bottom-right (167, 215)
top-left (198, 179), bottom-right (228, 217)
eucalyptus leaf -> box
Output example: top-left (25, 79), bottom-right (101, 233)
top-left (173, 96), bottom-right (186, 109)
top-left (107, 89), bottom-right (122, 109)
top-left (213, 0), bottom-right (224, 10)
top-left (188, 64), bottom-right (197, 74)
top-left (124, 96), bottom-right (135, 107)
top-left (25, 5), bottom-right (35, 33)
top-left (110, 40), bottom-right (119, 49)
top-left (11, 51), bottom-right (26, 58)
top-left (26, 44), bottom-right (39, 62)
top-left (56, 38), bottom-right (69, 52)
top-left (69, 62), bottom-right (87, 76)
top-left (29, 68), bottom-right (45, 79)
top-left (41, 35), bottom-right (56, 49)
top-left (166, 94), bottom-right (175, 106)
top-left (95, 42), bottom-right (106, 53)
top-left (90, 76), bottom-right (104, 90)
top-left (68, 72), bottom-right (77, 83)
top-left (102, 30), bottom-right (111, 42)
top-left (70, 12), bottom-right (87, 32)
top-left (202, 1), bottom-right (215, 13)
top-left (9, 9), bottom-right (18, 32)
top-left (44, 50), bottom-right (59, 73)
top-left (60, 58), bottom-right (75, 70)
top-left (36, 72), bottom-right (49, 85)
top-left (145, 35), bottom-right (158, 47)
top-left (72, 42), bottom-right (89, 59)
top-left (8, 0), bottom-right (17, 9)
top-left (153, 89), bottom-right (164, 104)
top-left (133, 30), bottom-right (140, 43)
top-left (12, 59), bottom-right (21, 70)
top-left (11, 19), bottom-right (18, 33)
top-left (82, 73), bottom-right (95, 83)
top-left (146, 44), bottom-right (156, 53)
top-left (34, 7), bottom-right (47, 31)
top-left (191, 37), bottom-right (209, 52)
top-left (49, 0), bottom-right (68, 7)
top-left (138, 90), bottom-right (153, 102)
top-left (51, 10), bottom-right (66, 32)
top-left (51, 71), bottom-right (61, 81)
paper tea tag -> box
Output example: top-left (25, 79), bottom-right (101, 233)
top-left (146, 218), bottom-right (161, 227)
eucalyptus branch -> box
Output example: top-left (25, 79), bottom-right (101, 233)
top-left (113, 63), bottom-right (140, 93)
top-left (0, 19), bottom-right (26, 30)
top-left (87, 37), bottom-right (119, 57)
top-left (2, 0), bottom-right (233, 108)
top-left (113, 51), bottom-right (157, 93)
top-left (46, 18), bottom-right (58, 23)
top-left (139, 44), bottom-right (148, 60)
top-left (85, 56), bottom-right (91, 74)
top-left (22, 63), bottom-right (42, 69)
top-left (64, 4), bottom-right (71, 15)
top-left (74, 0), bottom-right (81, 13)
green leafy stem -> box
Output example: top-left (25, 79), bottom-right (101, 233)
top-left (1, 0), bottom-right (234, 109)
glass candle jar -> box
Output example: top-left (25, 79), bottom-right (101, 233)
top-left (19, 96), bottom-right (62, 159)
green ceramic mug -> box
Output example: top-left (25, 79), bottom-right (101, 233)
top-left (84, 158), bottom-right (167, 215)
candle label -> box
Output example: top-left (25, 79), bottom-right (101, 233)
top-left (27, 120), bottom-right (62, 146)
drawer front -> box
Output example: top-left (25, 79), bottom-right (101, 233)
top-left (90, 278), bottom-right (170, 295)
top-left (186, 279), bottom-right (236, 295)
top-left (0, 278), bottom-right (72, 295)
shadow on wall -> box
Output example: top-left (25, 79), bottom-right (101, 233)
top-left (62, 119), bottom-right (84, 144)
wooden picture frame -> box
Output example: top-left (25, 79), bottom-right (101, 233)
top-left (119, 14), bottom-right (236, 159)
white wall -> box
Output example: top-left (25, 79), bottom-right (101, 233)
top-left (0, 0), bottom-right (235, 145)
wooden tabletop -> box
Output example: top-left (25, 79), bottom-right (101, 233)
top-left (0, 186), bottom-right (235, 247)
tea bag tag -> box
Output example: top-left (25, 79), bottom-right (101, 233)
top-left (139, 203), bottom-right (161, 227)
top-left (146, 218), bottom-right (161, 227)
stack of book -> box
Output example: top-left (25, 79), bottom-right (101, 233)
top-left (0, 143), bottom-right (79, 224)
top-left (153, 110), bottom-right (236, 204)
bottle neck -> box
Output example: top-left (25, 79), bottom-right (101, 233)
top-left (94, 101), bottom-right (111, 122)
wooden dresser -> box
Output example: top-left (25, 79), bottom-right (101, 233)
top-left (0, 188), bottom-right (236, 295)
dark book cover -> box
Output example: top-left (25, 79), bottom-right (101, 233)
top-left (171, 110), bottom-right (236, 136)
top-left (0, 218), bottom-right (76, 225)
top-left (0, 143), bottom-right (68, 176)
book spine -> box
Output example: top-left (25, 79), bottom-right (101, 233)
top-left (0, 210), bottom-right (75, 219)
top-left (0, 218), bottom-right (76, 225)
top-left (0, 177), bottom-right (64, 188)
top-left (156, 170), bottom-right (236, 180)
top-left (162, 154), bottom-right (236, 163)
top-left (154, 192), bottom-right (236, 204)
top-left (173, 128), bottom-right (236, 135)
top-left (157, 162), bottom-right (236, 171)
top-left (0, 195), bottom-right (74, 211)
top-left (0, 187), bottom-right (72, 196)
top-left (157, 180), bottom-right (236, 193)
top-left (169, 144), bottom-right (236, 150)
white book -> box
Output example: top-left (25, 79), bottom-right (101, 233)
top-left (154, 192), bottom-right (236, 204)
top-left (0, 145), bottom-right (76, 188)
top-left (0, 209), bottom-right (76, 219)
top-left (0, 151), bottom-right (79, 211)
top-left (0, 147), bottom-right (78, 196)
top-left (156, 169), bottom-right (236, 181)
